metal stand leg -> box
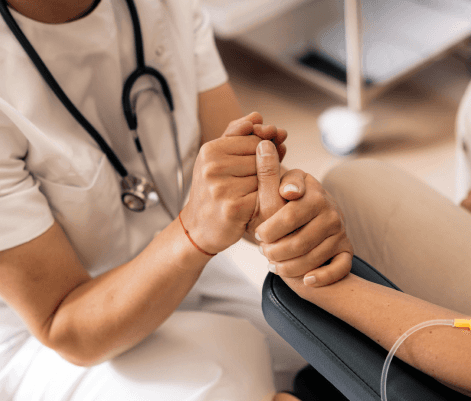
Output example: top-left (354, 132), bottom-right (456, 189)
top-left (317, 0), bottom-right (370, 156)
top-left (345, 0), bottom-right (364, 112)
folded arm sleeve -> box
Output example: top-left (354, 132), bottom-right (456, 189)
top-left (192, 0), bottom-right (228, 93)
top-left (0, 121), bottom-right (54, 251)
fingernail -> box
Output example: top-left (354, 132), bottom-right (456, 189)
top-left (255, 232), bottom-right (261, 242)
top-left (268, 263), bottom-right (277, 274)
top-left (283, 184), bottom-right (299, 193)
top-left (304, 275), bottom-right (317, 286)
top-left (258, 141), bottom-right (274, 157)
top-left (258, 246), bottom-right (264, 256)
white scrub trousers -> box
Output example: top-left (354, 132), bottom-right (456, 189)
top-left (0, 251), bottom-right (306, 400)
top-left (0, 312), bottom-right (276, 401)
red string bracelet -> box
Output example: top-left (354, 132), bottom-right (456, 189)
top-left (179, 212), bottom-right (217, 257)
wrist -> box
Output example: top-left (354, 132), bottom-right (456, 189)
top-left (178, 211), bottom-right (217, 257)
top-left (179, 206), bottom-right (221, 256)
top-left (164, 216), bottom-right (213, 275)
top-left (284, 272), bottom-right (357, 305)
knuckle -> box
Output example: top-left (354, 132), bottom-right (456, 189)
top-left (263, 247), bottom-right (272, 260)
top-left (200, 164), bottom-right (211, 179)
top-left (243, 120), bottom-right (254, 129)
top-left (328, 210), bottom-right (342, 232)
top-left (208, 182), bottom-right (225, 200)
top-left (340, 258), bottom-right (352, 275)
top-left (221, 201), bottom-right (236, 221)
top-left (281, 208), bottom-right (298, 227)
top-left (250, 111), bottom-right (263, 123)
top-left (290, 168), bottom-right (305, 177)
top-left (200, 161), bottom-right (219, 180)
top-left (341, 237), bottom-right (354, 255)
top-left (199, 142), bottom-right (216, 161)
top-left (309, 189), bottom-right (326, 208)
top-left (319, 269), bottom-right (334, 285)
top-left (277, 264), bottom-right (297, 278)
top-left (264, 246), bottom-right (280, 262)
top-left (238, 121), bottom-right (253, 134)
top-left (257, 225), bottom-right (269, 243)
top-left (293, 235), bottom-right (310, 255)
top-left (274, 264), bottom-right (287, 277)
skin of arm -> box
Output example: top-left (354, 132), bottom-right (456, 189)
top-left (0, 218), bottom-right (212, 366)
top-left (198, 82), bottom-right (289, 245)
top-left (198, 82), bottom-right (288, 175)
top-left (284, 274), bottom-right (471, 396)
top-left (25, 2), bottom-right (467, 395)
top-left (199, 83), bottom-right (353, 286)
top-left (0, 23), bottom-right (289, 364)
top-left (0, 0), bottom-right (347, 366)
top-left (253, 145), bottom-right (471, 395)
top-left (0, 84), bottom-right (262, 366)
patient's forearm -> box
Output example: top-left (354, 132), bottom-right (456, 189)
top-left (283, 274), bottom-right (471, 394)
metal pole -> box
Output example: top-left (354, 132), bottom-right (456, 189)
top-left (345, 0), bottom-right (364, 112)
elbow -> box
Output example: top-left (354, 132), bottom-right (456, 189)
top-left (39, 323), bottom-right (111, 368)
top-left (47, 341), bottom-right (114, 367)
top-left (56, 351), bottom-right (100, 368)
top-left (56, 344), bottom-right (130, 367)
top-left (42, 335), bottom-right (107, 367)
top-left (42, 329), bottom-right (132, 367)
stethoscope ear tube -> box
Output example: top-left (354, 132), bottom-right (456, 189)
top-left (122, 66), bottom-right (174, 131)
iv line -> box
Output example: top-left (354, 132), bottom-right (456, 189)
top-left (380, 318), bottom-right (471, 401)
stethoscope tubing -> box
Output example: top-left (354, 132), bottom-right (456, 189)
top-left (0, 0), bottom-right (184, 218)
top-left (0, 0), bottom-right (128, 178)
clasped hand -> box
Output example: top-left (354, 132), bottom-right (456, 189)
top-left (182, 113), bottom-right (353, 286)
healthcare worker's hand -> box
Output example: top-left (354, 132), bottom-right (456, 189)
top-left (181, 113), bottom-right (290, 255)
top-left (181, 118), bottom-right (265, 254)
top-left (222, 111), bottom-right (287, 162)
top-left (249, 140), bottom-right (353, 287)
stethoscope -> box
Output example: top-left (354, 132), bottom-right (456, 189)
top-left (0, 0), bottom-right (183, 219)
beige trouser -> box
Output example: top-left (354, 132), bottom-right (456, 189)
top-left (323, 159), bottom-right (471, 316)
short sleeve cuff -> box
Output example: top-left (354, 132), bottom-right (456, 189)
top-left (0, 181), bottom-right (54, 251)
top-left (194, 9), bottom-right (229, 93)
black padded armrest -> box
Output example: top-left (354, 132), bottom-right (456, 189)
top-left (262, 256), bottom-right (469, 401)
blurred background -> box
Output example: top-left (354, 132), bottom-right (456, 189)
top-left (200, 0), bottom-right (471, 289)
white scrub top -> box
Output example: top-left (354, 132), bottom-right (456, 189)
top-left (0, 0), bottom-right (227, 334)
top-left (0, 4), bottom-right (307, 398)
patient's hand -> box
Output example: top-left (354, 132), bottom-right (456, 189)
top-left (248, 140), bottom-right (353, 287)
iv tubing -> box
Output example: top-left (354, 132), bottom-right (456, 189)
top-left (380, 319), bottom-right (454, 401)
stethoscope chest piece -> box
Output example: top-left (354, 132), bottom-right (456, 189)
top-left (121, 174), bottom-right (159, 212)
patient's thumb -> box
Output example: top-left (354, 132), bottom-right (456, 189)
top-left (256, 140), bottom-right (285, 220)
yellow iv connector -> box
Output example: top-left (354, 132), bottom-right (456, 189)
top-left (453, 318), bottom-right (471, 330)
top-left (381, 318), bottom-right (471, 401)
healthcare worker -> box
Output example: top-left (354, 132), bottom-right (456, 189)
top-left (0, 0), bottom-right (353, 400)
